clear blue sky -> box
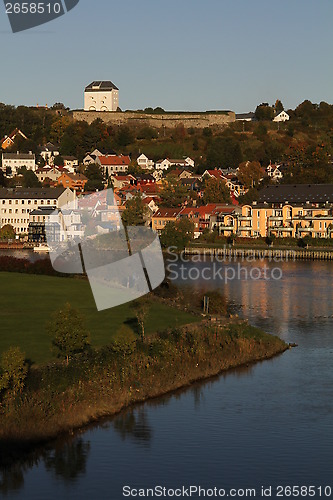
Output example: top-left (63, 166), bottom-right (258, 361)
top-left (0, 0), bottom-right (332, 112)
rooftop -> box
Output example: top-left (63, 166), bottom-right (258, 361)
top-left (85, 81), bottom-right (119, 92)
top-left (258, 184), bottom-right (333, 204)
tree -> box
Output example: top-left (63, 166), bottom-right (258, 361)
top-left (54, 155), bottom-right (64, 167)
top-left (255, 104), bottom-right (275, 121)
top-left (203, 178), bottom-right (231, 204)
top-left (160, 175), bottom-right (189, 207)
top-left (18, 167), bottom-right (41, 188)
top-left (84, 163), bottom-right (105, 191)
top-left (0, 347), bottom-right (28, 397)
top-left (274, 99), bottom-right (284, 114)
top-left (48, 303), bottom-right (91, 365)
top-left (206, 137), bottom-right (242, 168)
top-left (116, 126), bottom-right (134, 147)
top-left (122, 194), bottom-right (148, 226)
top-left (0, 224), bottom-right (15, 241)
top-left (131, 298), bottom-right (150, 341)
top-left (160, 218), bottom-right (194, 250)
top-left (237, 161), bottom-right (266, 188)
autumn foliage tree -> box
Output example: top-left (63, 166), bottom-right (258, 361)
top-left (203, 178), bottom-right (231, 204)
top-left (237, 161), bottom-right (266, 188)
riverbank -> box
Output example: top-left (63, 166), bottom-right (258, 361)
top-left (0, 319), bottom-right (288, 467)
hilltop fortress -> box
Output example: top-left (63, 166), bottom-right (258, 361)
top-left (72, 109), bottom-right (236, 129)
top-left (74, 80), bottom-right (235, 129)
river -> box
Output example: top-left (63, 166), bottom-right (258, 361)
top-left (1, 257), bottom-right (333, 499)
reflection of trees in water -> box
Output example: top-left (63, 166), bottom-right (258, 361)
top-left (113, 408), bottom-right (152, 448)
top-left (0, 463), bottom-right (25, 496)
top-left (0, 437), bottom-right (91, 495)
top-left (43, 438), bottom-right (91, 483)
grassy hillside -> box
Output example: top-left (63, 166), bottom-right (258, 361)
top-left (0, 273), bottom-right (197, 364)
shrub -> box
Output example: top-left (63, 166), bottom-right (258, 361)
top-left (0, 347), bottom-right (28, 397)
top-left (110, 325), bottom-right (137, 356)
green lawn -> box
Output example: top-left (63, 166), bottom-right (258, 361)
top-left (0, 273), bottom-right (197, 365)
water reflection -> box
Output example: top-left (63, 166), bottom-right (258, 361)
top-left (113, 409), bottom-right (152, 448)
top-left (43, 438), bottom-right (90, 483)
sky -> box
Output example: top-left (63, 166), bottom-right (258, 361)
top-left (0, 0), bottom-right (332, 113)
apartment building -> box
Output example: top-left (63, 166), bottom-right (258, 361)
top-left (0, 187), bottom-right (75, 235)
top-left (2, 152), bottom-right (36, 176)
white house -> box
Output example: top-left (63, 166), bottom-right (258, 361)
top-left (273, 111), bottom-right (290, 122)
top-left (156, 157), bottom-right (195, 171)
top-left (62, 156), bottom-right (79, 172)
top-left (84, 81), bottom-right (119, 112)
top-left (266, 163), bottom-right (284, 181)
top-left (0, 187), bottom-right (75, 235)
top-left (39, 142), bottom-right (60, 166)
top-left (2, 152), bottom-right (36, 177)
top-left (137, 154), bottom-right (154, 170)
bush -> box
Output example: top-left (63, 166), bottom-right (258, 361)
top-left (0, 347), bottom-right (28, 397)
top-left (109, 325), bottom-right (137, 356)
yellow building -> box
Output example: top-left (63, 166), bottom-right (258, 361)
top-left (239, 203), bottom-right (333, 239)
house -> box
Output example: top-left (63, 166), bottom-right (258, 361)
top-left (156, 157), bottom-right (195, 171)
top-left (273, 111), bottom-right (290, 122)
top-left (152, 208), bottom-right (183, 232)
top-left (84, 81), bottom-right (119, 112)
top-left (1, 129), bottom-right (27, 150)
top-left (39, 142), bottom-right (60, 166)
top-left (62, 156), bottom-right (79, 172)
top-left (142, 196), bottom-right (159, 215)
top-left (169, 168), bottom-right (194, 180)
top-left (111, 174), bottom-right (136, 189)
top-left (135, 174), bottom-right (156, 187)
top-left (202, 169), bottom-right (226, 181)
top-left (83, 149), bottom-right (118, 167)
top-left (36, 166), bottom-right (64, 184)
top-left (266, 163), bottom-right (284, 181)
top-left (98, 154), bottom-right (131, 176)
top-left (137, 154), bottom-right (154, 170)
top-left (57, 172), bottom-right (88, 193)
top-left (2, 152), bottom-right (36, 177)
top-left (0, 187), bottom-right (75, 235)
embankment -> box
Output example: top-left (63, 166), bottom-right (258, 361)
top-left (0, 320), bottom-right (288, 466)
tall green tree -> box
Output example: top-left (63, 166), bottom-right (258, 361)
top-left (203, 178), bottom-right (231, 204)
top-left (48, 303), bottom-right (91, 365)
top-left (160, 175), bottom-right (189, 207)
top-left (84, 164), bottom-right (105, 191)
top-left (206, 137), bottom-right (242, 168)
top-left (160, 218), bottom-right (194, 249)
top-left (122, 194), bottom-right (148, 226)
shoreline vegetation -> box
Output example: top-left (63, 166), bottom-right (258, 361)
top-left (0, 269), bottom-right (288, 468)
top-left (0, 318), bottom-right (288, 468)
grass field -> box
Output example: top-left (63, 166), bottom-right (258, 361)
top-left (0, 273), bottom-right (197, 365)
